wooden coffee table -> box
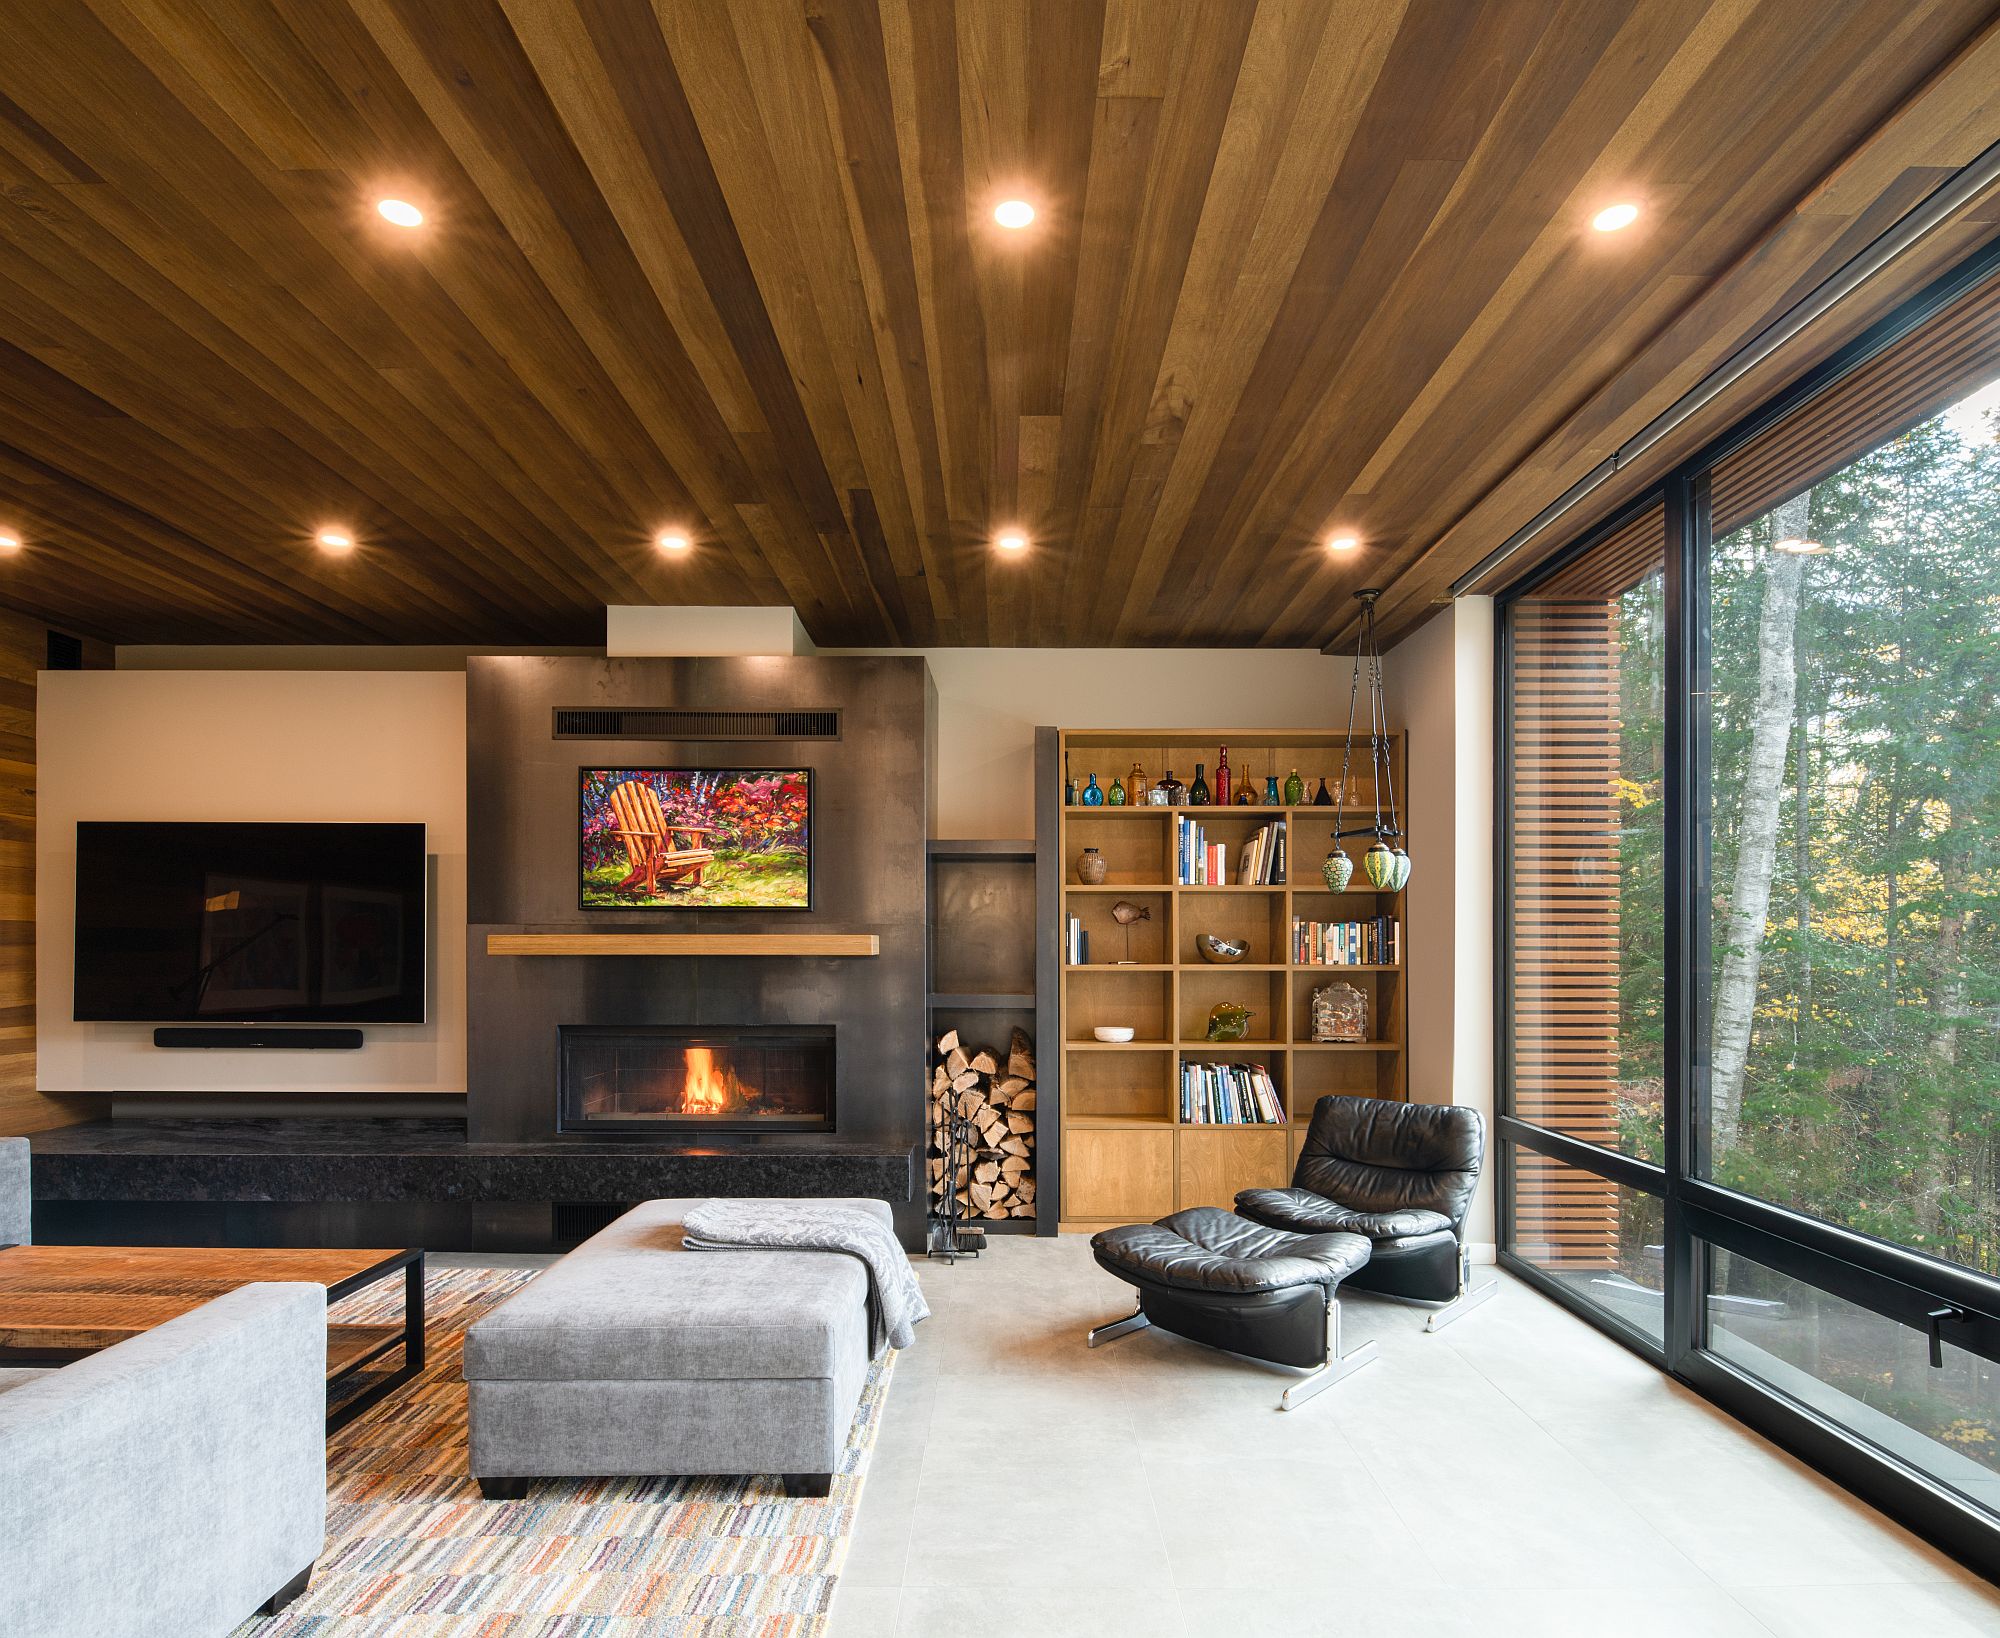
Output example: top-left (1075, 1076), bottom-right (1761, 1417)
top-left (0, 1244), bottom-right (425, 1431)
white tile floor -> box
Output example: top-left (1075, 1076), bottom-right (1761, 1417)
top-left (828, 1235), bottom-right (2000, 1638)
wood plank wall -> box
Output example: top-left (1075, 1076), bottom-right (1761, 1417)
top-left (1508, 600), bottom-right (1621, 1267)
top-left (0, 605), bottom-right (110, 1135)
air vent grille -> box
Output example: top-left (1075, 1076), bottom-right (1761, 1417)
top-left (552, 707), bottom-right (840, 741)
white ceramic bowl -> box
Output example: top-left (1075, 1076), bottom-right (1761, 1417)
top-left (1092, 1025), bottom-right (1136, 1043)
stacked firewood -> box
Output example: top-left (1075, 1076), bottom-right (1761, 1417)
top-left (927, 1026), bottom-right (1036, 1219)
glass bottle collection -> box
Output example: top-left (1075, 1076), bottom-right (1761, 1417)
top-left (1068, 748), bottom-right (1347, 811)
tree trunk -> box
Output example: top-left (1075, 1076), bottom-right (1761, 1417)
top-left (1710, 493), bottom-right (1809, 1152)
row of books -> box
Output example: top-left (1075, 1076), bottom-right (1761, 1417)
top-left (1179, 1060), bottom-right (1285, 1124)
top-left (1064, 913), bottom-right (1090, 966)
top-left (1176, 816), bottom-right (1286, 886)
top-left (1294, 916), bottom-right (1401, 965)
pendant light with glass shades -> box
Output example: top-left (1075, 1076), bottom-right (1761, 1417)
top-left (1328, 588), bottom-right (1410, 893)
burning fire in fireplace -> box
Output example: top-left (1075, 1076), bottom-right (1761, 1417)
top-left (679, 1046), bottom-right (755, 1115)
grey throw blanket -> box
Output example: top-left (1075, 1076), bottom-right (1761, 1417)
top-left (682, 1200), bottom-right (930, 1355)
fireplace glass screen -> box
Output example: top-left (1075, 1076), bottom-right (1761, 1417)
top-left (559, 1026), bottom-right (835, 1134)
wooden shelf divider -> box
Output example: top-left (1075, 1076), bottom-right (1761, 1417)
top-left (487, 932), bottom-right (879, 957)
top-left (1050, 727), bottom-right (1409, 1228)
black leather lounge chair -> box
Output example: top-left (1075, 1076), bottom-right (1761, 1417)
top-left (1235, 1094), bottom-right (1494, 1330)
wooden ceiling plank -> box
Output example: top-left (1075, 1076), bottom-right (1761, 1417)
top-left (0, 15), bottom-right (664, 625)
top-left (724, 0), bottom-right (938, 641)
top-left (563, 0), bottom-right (879, 635)
top-left (0, 182), bottom-right (605, 632)
top-left (1152, 0), bottom-right (1577, 640)
top-left (1357, 10), bottom-right (2000, 645)
top-left (1103, 0), bottom-right (1405, 644)
top-left (343, 0), bottom-right (801, 614)
top-left (1061, 0), bottom-right (1256, 641)
top-left (483, 0), bottom-right (843, 628)
top-left (805, 0), bottom-right (963, 640)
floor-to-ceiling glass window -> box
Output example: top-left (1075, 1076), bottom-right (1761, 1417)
top-left (1498, 247), bottom-right (2000, 1576)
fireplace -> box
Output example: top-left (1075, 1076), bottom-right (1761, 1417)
top-left (558, 1026), bottom-right (836, 1135)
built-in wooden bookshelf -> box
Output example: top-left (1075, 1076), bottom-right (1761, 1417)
top-left (1052, 729), bottom-right (1409, 1229)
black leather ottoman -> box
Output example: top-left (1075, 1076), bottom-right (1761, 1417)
top-left (1088, 1207), bottom-right (1378, 1409)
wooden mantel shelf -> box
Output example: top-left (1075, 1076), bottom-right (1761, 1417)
top-left (486, 932), bottom-right (879, 958)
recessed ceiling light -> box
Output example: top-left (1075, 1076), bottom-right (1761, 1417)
top-left (1325, 532), bottom-right (1360, 553)
top-left (993, 200), bottom-right (1035, 230)
top-left (995, 530), bottom-right (1029, 553)
top-left (1772, 536), bottom-right (1828, 555)
top-left (0, 532), bottom-right (19, 555)
top-left (655, 530), bottom-right (691, 553)
top-left (316, 529), bottom-right (354, 552)
top-left (377, 199), bottom-right (424, 228)
top-left (1592, 202), bottom-right (1640, 233)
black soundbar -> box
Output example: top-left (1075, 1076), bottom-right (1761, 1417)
top-left (152, 1027), bottom-right (365, 1051)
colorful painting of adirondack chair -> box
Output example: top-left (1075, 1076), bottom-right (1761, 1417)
top-left (607, 780), bottom-right (714, 896)
top-left (580, 767), bottom-right (811, 909)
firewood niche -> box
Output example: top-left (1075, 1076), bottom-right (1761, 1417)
top-left (927, 1027), bottom-right (1037, 1234)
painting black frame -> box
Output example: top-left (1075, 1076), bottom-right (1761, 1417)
top-left (576, 765), bottom-right (816, 913)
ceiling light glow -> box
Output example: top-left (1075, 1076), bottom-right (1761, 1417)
top-left (1325, 532), bottom-right (1360, 552)
top-left (377, 199), bottom-right (424, 228)
top-left (0, 532), bottom-right (18, 554)
top-left (1592, 202), bottom-right (1640, 233)
top-left (993, 200), bottom-right (1036, 230)
top-left (655, 530), bottom-right (691, 553)
top-left (316, 529), bottom-right (354, 551)
top-left (995, 530), bottom-right (1029, 552)
top-left (1772, 536), bottom-right (1828, 555)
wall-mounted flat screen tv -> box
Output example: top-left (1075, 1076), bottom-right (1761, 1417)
top-left (580, 768), bottom-right (812, 911)
top-left (73, 821), bottom-right (427, 1023)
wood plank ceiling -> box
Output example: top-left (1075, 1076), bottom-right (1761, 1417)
top-left (0, 0), bottom-right (1996, 648)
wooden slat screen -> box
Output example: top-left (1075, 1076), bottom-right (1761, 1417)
top-left (1506, 569), bottom-right (1634, 1268)
top-left (1710, 267), bottom-right (2000, 538)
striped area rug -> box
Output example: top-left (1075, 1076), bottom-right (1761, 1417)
top-left (234, 1266), bottom-right (895, 1637)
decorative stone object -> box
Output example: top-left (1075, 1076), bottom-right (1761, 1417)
top-left (1205, 1001), bottom-right (1255, 1042)
top-left (1078, 847), bottom-right (1108, 885)
top-left (1310, 981), bottom-right (1368, 1043)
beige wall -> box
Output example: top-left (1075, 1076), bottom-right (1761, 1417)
top-left (835, 647), bottom-right (1362, 837)
top-left (1385, 599), bottom-right (1496, 1251)
top-left (37, 671), bottom-right (467, 1097)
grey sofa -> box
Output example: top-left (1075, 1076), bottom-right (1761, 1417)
top-left (465, 1197), bottom-right (881, 1500)
top-left (0, 1136), bottom-right (328, 1635)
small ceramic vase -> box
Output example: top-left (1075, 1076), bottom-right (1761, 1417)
top-left (1108, 777), bottom-right (1126, 806)
top-left (1081, 773), bottom-right (1104, 806)
top-left (1390, 847), bottom-right (1412, 891)
top-left (1078, 846), bottom-right (1108, 885)
top-left (1283, 768), bottom-right (1305, 806)
top-left (1363, 839), bottom-right (1396, 890)
top-left (1322, 847), bottom-right (1354, 892)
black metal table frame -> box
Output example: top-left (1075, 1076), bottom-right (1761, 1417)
top-left (325, 1248), bottom-right (427, 1432)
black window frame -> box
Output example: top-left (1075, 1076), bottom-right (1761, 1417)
top-left (1494, 233), bottom-right (2000, 1581)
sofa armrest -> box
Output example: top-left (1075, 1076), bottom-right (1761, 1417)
top-left (0, 1136), bottom-right (28, 1245)
top-left (0, 1281), bottom-right (328, 1638)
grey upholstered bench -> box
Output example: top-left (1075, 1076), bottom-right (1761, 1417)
top-left (464, 1197), bottom-right (881, 1499)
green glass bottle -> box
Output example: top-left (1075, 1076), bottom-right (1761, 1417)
top-left (1107, 776), bottom-right (1126, 805)
top-left (1188, 763), bottom-right (1210, 805)
top-left (1283, 768), bottom-right (1305, 806)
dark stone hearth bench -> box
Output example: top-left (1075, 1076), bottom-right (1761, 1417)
top-left (25, 1119), bottom-right (918, 1252)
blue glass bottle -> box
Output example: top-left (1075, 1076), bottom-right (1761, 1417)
top-left (1081, 772), bottom-right (1104, 806)
top-left (1263, 774), bottom-right (1280, 806)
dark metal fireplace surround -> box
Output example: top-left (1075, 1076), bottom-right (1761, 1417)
top-left (559, 1025), bottom-right (835, 1135)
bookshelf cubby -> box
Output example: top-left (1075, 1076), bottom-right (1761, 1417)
top-left (1052, 728), bottom-right (1409, 1228)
